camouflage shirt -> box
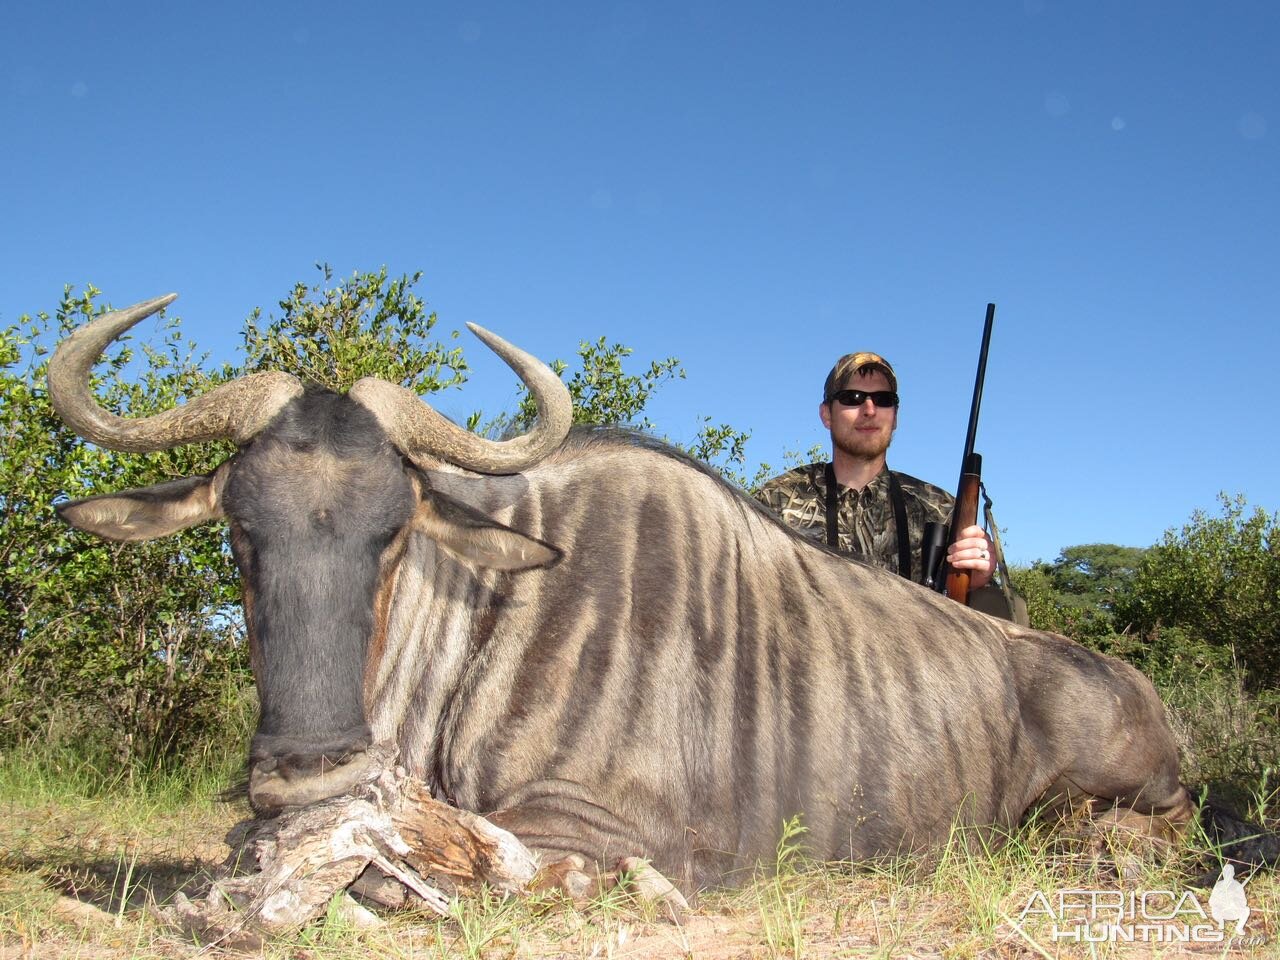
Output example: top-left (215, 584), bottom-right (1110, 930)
top-left (755, 462), bottom-right (954, 584)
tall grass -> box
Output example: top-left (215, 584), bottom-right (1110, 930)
top-left (1159, 665), bottom-right (1280, 817)
top-left (757, 815), bottom-right (811, 958)
top-left (0, 678), bottom-right (256, 808)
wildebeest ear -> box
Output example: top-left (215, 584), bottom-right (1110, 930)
top-left (57, 471), bottom-right (226, 542)
top-left (412, 491), bottom-right (561, 571)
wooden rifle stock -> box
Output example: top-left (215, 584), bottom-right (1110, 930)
top-left (943, 453), bottom-right (982, 601)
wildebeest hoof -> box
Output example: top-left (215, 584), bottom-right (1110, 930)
top-left (616, 856), bottom-right (688, 924)
top-left (533, 854), bottom-right (594, 902)
top-left (534, 854), bottom-right (688, 922)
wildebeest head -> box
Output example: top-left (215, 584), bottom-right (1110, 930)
top-left (49, 294), bottom-right (572, 813)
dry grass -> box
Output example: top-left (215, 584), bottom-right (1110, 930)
top-left (2, 788), bottom-right (1277, 960)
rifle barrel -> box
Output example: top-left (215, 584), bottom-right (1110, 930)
top-left (962, 303), bottom-right (996, 463)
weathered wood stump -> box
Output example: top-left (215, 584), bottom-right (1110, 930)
top-left (159, 744), bottom-right (539, 949)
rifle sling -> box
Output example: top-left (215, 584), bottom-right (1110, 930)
top-left (824, 463), bottom-right (912, 581)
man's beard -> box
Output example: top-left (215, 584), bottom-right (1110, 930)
top-left (832, 423), bottom-right (893, 462)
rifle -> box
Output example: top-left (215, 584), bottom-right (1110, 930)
top-left (922, 303), bottom-right (995, 603)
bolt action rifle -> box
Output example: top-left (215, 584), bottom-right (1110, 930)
top-left (922, 303), bottom-right (995, 603)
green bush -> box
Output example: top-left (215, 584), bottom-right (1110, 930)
top-left (1114, 494), bottom-right (1280, 690)
top-left (1, 288), bottom-right (244, 771)
top-left (1009, 544), bottom-right (1146, 648)
top-left (243, 264), bottom-right (469, 393)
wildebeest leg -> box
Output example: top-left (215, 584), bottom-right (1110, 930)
top-left (1057, 785), bottom-right (1194, 882)
top-left (1010, 633), bottom-right (1195, 871)
top-left (1093, 790), bottom-right (1195, 846)
top-left (530, 852), bottom-right (689, 921)
top-left (485, 790), bottom-right (690, 919)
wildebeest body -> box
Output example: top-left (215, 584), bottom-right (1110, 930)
top-left (50, 298), bottom-right (1191, 896)
top-left (357, 431), bottom-right (1181, 890)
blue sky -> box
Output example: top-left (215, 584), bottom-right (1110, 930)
top-left (3, 1), bottom-right (1276, 564)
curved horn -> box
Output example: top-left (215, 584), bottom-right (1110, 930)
top-left (48, 293), bottom-right (304, 452)
top-left (350, 322), bottom-right (572, 474)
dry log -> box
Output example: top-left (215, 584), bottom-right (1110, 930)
top-left (157, 743), bottom-right (538, 947)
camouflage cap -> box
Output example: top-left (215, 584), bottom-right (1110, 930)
top-left (823, 351), bottom-right (898, 401)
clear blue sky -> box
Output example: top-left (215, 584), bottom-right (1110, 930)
top-left (3, 1), bottom-right (1276, 564)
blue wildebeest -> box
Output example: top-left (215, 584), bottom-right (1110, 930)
top-left (52, 295), bottom-right (1202, 897)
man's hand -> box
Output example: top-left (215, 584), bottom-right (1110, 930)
top-left (946, 524), bottom-right (996, 590)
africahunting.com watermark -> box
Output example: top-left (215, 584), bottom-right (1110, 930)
top-left (1012, 866), bottom-right (1267, 946)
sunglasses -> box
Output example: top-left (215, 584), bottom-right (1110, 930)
top-left (829, 389), bottom-right (899, 408)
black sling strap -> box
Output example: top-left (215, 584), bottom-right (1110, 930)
top-left (888, 471), bottom-right (912, 582)
top-left (824, 463), bottom-right (913, 581)
top-left (823, 463), bottom-right (839, 549)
